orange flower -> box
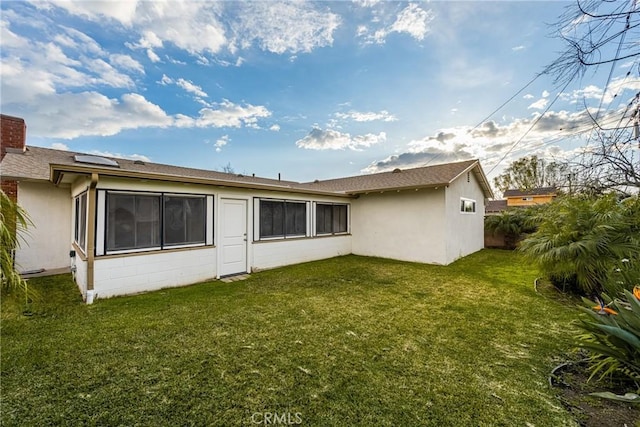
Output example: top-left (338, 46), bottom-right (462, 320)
top-left (592, 305), bottom-right (618, 316)
top-left (634, 286), bottom-right (640, 301)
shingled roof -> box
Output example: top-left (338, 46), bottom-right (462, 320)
top-left (0, 146), bottom-right (493, 198)
top-left (299, 159), bottom-right (493, 197)
top-left (503, 187), bottom-right (557, 197)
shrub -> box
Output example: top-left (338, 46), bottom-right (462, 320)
top-left (519, 194), bottom-right (640, 295)
top-left (484, 208), bottom-right (537, 249)
top-left (577, 289), bottom-right (640, 387)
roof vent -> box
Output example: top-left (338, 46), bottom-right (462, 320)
top-left (237, 174), bottom-right (244, 177)
top-left (392, 168), bottom-right (402, 173)
top-left (314, 179), bottom-right (320, 183)
top-left (74, 154), bottom-right (119, 168)
top-left (134, 160), bottom-right (146, 165)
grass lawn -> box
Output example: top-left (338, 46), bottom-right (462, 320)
top-left (1, 250), bottom-right (580, 426)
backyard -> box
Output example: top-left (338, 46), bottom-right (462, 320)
top-left (2, 250), bottom-right (582, 425)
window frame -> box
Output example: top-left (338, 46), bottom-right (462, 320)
top-left (74, 192), bottom-right (88, 254)
top-left (256, 198), bottom-right (309, 241)
top-left (314, 202), bottom-right (349, 236)
top-left (460, 197), bottom-right (477, 214)
top-left (102, 190), bottom-right (211, 255)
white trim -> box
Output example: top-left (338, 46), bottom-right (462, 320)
top-left (96, 191), bottom-right (106, 256)
top-left (460, 197), bottom-right (477, 214)
top-left (206, 195), bottom-right (214, 246)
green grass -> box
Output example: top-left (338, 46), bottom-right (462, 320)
top-left (1, 250), bottom-right (579, 426)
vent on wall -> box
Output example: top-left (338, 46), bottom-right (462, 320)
top-left (74, 155), bottom-right (119, 168)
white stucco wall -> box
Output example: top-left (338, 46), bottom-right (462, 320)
top-left (444, 170), bottom-right (486, 263)
top-left (15, 181), bottom-right (71, 273)
top-left (93, 247), bottom-right (217, 298)
top-left (252, 235), bottom-right (352, 271)
top-left (83, 178), bottom-right (353, 298)
top-left (351, 188), bottom-right (448, 264)
top-left (74, 257), bottom-right (88, 297)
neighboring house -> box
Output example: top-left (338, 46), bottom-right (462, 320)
top-left (484, 199), bottom-right (508, 216)
top-left (503, 187), bottom-right (558, 207)
top-left (0, 115), bottom-right (493, 302)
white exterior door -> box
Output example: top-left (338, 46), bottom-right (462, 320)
top-left (220, 198), bottom-right (248, 277)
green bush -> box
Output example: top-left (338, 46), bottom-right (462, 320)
top-left (484, 208), bottom-right (538, 249)
top-left (519, 194), bottom-right (640, 295)
top-left (577, 289), bottom-right (640, 387)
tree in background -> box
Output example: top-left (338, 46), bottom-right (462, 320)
top-left (547, 0), bottom-right (640, 195)
top-left (493, 155), bottom-right (570, 196)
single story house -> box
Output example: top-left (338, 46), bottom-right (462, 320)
top-left (1, 115), bottom-right (493, 302)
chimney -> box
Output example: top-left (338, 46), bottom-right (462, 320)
top-left (1, 114), bottom-right (27, 161)
top-left (1, 114), bottom-right (26, 202)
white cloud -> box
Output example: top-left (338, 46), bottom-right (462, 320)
top-left (36, 0), bottom-right (140, 26)
top-left (560, 77), bottom-right (640, 105)
top-left (542, 90), bottom-right (550, 98)
top-left (176, 78), bottom-right (208, 98)
top-left (213, 135), bottom-right (230, 152)
top-left (176, 100), bottom-right (271, 129)
top-left (109, 54), bottom-right (144, 74)
top-left (233, 2), bottom-right (340, 54)
top-left (512, 45), bottom-right (525, 51)
top-left (335, 110), bottom-right (398, 122)
top-left (363, 109), bottom-right (597, 174)
top-left (51, 142), bottom-right (69, 151)
top-left (24, 91), bottom-right (172, 139)
top-left (159, 74), bottom-right (173, 85)
top-left (370, 4), bottom-right (434, 44)
top-left (528, 98), bottom-right (548, 110)
top-left (296, 127), bottom-right (386, 150)
top-left (269, 124), bottom-right (281, 132)
top-left (523, 94), bottom-right (534, 99)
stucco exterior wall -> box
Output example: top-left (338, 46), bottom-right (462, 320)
top-left (74, 257), bottom-right (88, 297)
top-left (85, 178), bottom-right (353, 298)
top-left (93, 247), bottom-right (217, 298)
top-left (351, 188), bottom-right (448, 264)
top-left (252, 235), bottom-right (351, 271)
top-left (444, 171), bottom-right (486, 263)
top-left (15, 181), bottom-right (71, 272)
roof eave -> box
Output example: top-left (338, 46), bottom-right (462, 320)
top-left (50, 164), bottom-right (354, 199)
top-left (449, 160), bottom-right (494, 199)
top-left (345, 182), bottom-right (450, 195)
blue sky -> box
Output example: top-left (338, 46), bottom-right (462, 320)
top-left (2, 1), bottom-right (639, 183)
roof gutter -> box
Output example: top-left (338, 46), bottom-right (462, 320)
top-left (50, 164), bottom-right (355, 199)
top-left (344, 182), bottom-right (451, 195)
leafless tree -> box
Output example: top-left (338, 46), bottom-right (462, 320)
top-left (546, 0), bottom-right (640, 194)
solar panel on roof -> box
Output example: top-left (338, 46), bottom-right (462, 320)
top-left (74, 154), bottom-right (119, 167)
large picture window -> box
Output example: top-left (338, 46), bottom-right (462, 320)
top-left (259, 199), bottom-right (307, 239)
top-left (74, 192), bottom-right (87, 252)
top-left (163, 196), bottom-right (206, 246)
top-left (316, 203), bottom-right (348, 235)
top-left (105, 192), bottom-right (209, 253)
top-left (107, 193), bottom-right (161, 251)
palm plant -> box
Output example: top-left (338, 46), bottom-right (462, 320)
top-left (1, 189), bottom-right (33, 303)
top-left (519, 195), bottom-right (640, 295)
top-left (484, 209), bottom-right (532, 249)
top-left (577, 289), bottom-right (640, 388)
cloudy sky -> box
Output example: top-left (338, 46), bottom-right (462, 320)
top-left (1, 1), bottom-right (638, 183)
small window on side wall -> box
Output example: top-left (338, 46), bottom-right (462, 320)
top-left (460, 198), bottom-right (476, 214)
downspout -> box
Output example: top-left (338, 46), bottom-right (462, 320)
top-left (86, 172), bottom-right (98, 304)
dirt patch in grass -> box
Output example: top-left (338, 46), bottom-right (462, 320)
top-left (551, 359), bottom-right (639, 427)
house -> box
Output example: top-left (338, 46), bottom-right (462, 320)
top-left (0, 114), bottom-right (493, 302)
top-left (503, 187), bottom-right (557, 207)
